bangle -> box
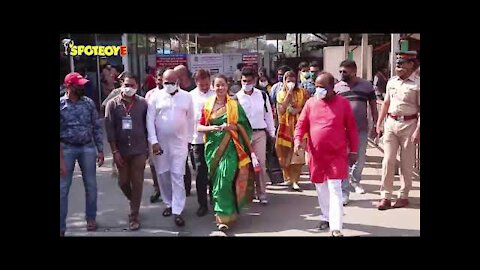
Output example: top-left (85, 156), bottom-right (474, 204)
top-left (112, 150), bottom-right (119, 154)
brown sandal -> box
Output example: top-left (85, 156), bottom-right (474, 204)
top-left (129, 214), bottom-right (140, 231)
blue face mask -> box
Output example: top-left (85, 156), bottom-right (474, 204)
top-left (277, 75), bottom-right (284, 82)
top-left (315, 87), bottom-right (327, 99)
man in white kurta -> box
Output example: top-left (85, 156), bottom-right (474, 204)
top-left (146, 69), bottom-right (194, 227)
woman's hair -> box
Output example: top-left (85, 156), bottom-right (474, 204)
top-left (283, 71), bottom-right (297, 83)
top-left (212, 74), bottom-right (229, 86)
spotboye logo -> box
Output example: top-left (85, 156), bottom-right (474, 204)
top-left (63, 39), bottom-right (127, 57)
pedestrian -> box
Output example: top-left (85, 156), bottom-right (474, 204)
top-left (275, 70), bottom-right (309, 191)
top-left (197, 74), bottom-right (256, 231)
top-left (145, 68), bottom-right (165, 203)
top-left (60, 72), bottom-right (104, 236)
top-left (373, 66), bottom-right (389, 101)
top-left (334, 60), bottom-right (378, 205)
top-left (298, 61), bottom-right (315, 96)
top-left (104, 73), bottom-right (149, 230)
top-left (146, 69), bottom-right (195, 227)
top-left (294, 71), bottom-right (359, 237)
top-left (233, 63), bottom-right (243, 84)
top-left (236, 68), bottom-right (276, 204)
top-left (255, 74), bottom-right (272, 95)
top-left (269, 65), bottom-right (291, 106)
top-left (376, 50), bottom-right (420, 210)
top-left (174, 64), bottom-right (196, 196)
top-left (143, 66), bottom-right (157, 96)
top-left (189, 69), bottom-right (216, 216)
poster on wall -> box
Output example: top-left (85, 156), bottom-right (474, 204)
top-left (223, 53), bottom-right (243, 78)
top-left (242, 53), bottom-right (258, 69)
top-left (156, 53), bottom-right (188, 69)
top-left (188, 53), bottom-right (224, 76)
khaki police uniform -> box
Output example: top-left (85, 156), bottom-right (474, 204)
top-left (380, 71), bottom-right (420, 200)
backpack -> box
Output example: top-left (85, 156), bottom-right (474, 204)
top-left (261, 90), bottom-right (269, 113)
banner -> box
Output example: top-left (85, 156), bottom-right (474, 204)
top-left (242, 53), bottom-right (258, 69)
top-left (188, 53), bottom-right (224, 76)
top-left (156, 54), bottom-right (188, 69)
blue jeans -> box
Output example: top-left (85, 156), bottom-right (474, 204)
top-left (342, 130), bottom-right (368, 196)
top-left (60, 142), bottom-right (98, 232)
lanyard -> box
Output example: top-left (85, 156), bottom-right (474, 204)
top-left (122, 98), bottom-right (135, 116)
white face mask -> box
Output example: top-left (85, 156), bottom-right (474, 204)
top-left (315, 87), bottom-right (328, 100)
top-left (242, 84), bottom-right (254, 92)
top-left (122, 87), bottom-right (137, 97)
top-left (259, 81), bottom-right (268, 88)
top-left (164, 84), bottom-right (178, 94)
top-left (287, 82), bottom-right (296, 90)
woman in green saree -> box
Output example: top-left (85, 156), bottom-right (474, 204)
top-left (197, 74), bottom-right (256, 231)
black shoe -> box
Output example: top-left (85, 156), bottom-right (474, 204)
top-left (162, 207), bottom-right (172, 217)
top-left (196, 206), bottom-right (208, 217)
top-left (318, 221), bottom-right (329, 231)
top-left (150, 189), bottom-right (161, 203)
top-left (174, 215), bottom-right (185, 227)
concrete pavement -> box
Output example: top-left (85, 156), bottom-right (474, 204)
top-left (63, 122), bottom-right (420, 237)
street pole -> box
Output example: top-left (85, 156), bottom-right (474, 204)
top-left (68, 33), bottom-right (74, 72)
top-left (390, 33), bottom-right (400, 77)
top-left (195, 34), bottom-right (198, 54)
top-left (94, 33), bottom-right (102, 106)
top-left (187, 34), bottom-right (190, 54)
top-left (295, 33), bottom-right (299, 57)
top-left (256, 37), bottom-right (259, 53)
top-left (360, 33), bottom-right (368, 79)
top-left (343, 33), bottom-right (350, 60)
top-left (122, 33), bottom-right (129, 72)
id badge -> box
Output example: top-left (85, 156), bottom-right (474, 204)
top-left (122, 115), bottom-right (133, 130)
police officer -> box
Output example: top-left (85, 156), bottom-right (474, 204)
top-left (376, 50), bottom-right (420, 210)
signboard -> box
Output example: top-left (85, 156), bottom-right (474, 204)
top-left (223, 53), bottom-right (243, 78)
top-left (265, 34), bottom-right (287, 40)
top-left (156, 53), bottom-right (187, 69)
top-left (242, 53), bottom-right (258, 69)
top-left (188, 53), bottom-right (224, 76)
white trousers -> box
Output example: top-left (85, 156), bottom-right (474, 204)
top-left (158, 171), bottom-right (186, 215)
top-left (315, 180), bottom-right (343, 231)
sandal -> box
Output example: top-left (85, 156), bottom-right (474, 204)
top-left (129, 214), bottom-right (140, 231)
top-left (174, 215), bottom-right (185, 227)
top-left (218, 224), bottom-right (229, 232)
top-left (318, 221), bottom-right (329, 231)
top-left (162, 207), bottom-right (172, 217)
top-left (86, 219), bottom-right (97, 231)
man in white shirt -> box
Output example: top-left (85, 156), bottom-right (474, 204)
top-left (146, 69), bottom-right (195, 227)
top-left (236, 68), bottom-right (276, 204)
top-left (189, 69), bottom-right (216, 217)
top-left (145, 68), bottom-right (165, 203)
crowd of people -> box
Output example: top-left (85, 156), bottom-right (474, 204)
top-left (60, 50), bottom-right (420, 237)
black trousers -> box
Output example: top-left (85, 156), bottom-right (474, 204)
top-left (191, 144), bottom-right (211, 208)
top-left (184, 160), bottom-right (191, 195)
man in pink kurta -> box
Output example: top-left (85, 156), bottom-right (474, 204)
top-left (294, 72), bottom-right (359, 237)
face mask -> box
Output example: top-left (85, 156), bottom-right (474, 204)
top-left (164, 84), bottom-right (178, 94)
top-left (287, 82), bottom-right (296, 90)
top-left (302, 72), bottom-right (310, 80)
top-left (315, 87), bottom-right (328, 100)
top-left (122, 87), bottom-right (137, 97)
top-left (277, 75), bottom-right (284, 82)
top-left (259, 81), bottom-right (268, 88)
top-left (242, 84), bottom-right (254, 92)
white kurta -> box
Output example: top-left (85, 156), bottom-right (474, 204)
top-left (147, 89), bottom-right (195, 175)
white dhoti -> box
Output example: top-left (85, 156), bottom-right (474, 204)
top-left (315, 180), bottom-right (343, 231)
top-left (158, 171), bottom-right (186, 215)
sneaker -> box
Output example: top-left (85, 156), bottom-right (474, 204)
top-left (260, 199), bottom-right (268, 205)
top-left (351, 183), bottom-right (365, 194)
top-left (342, 194), bottom-right (350, 206)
